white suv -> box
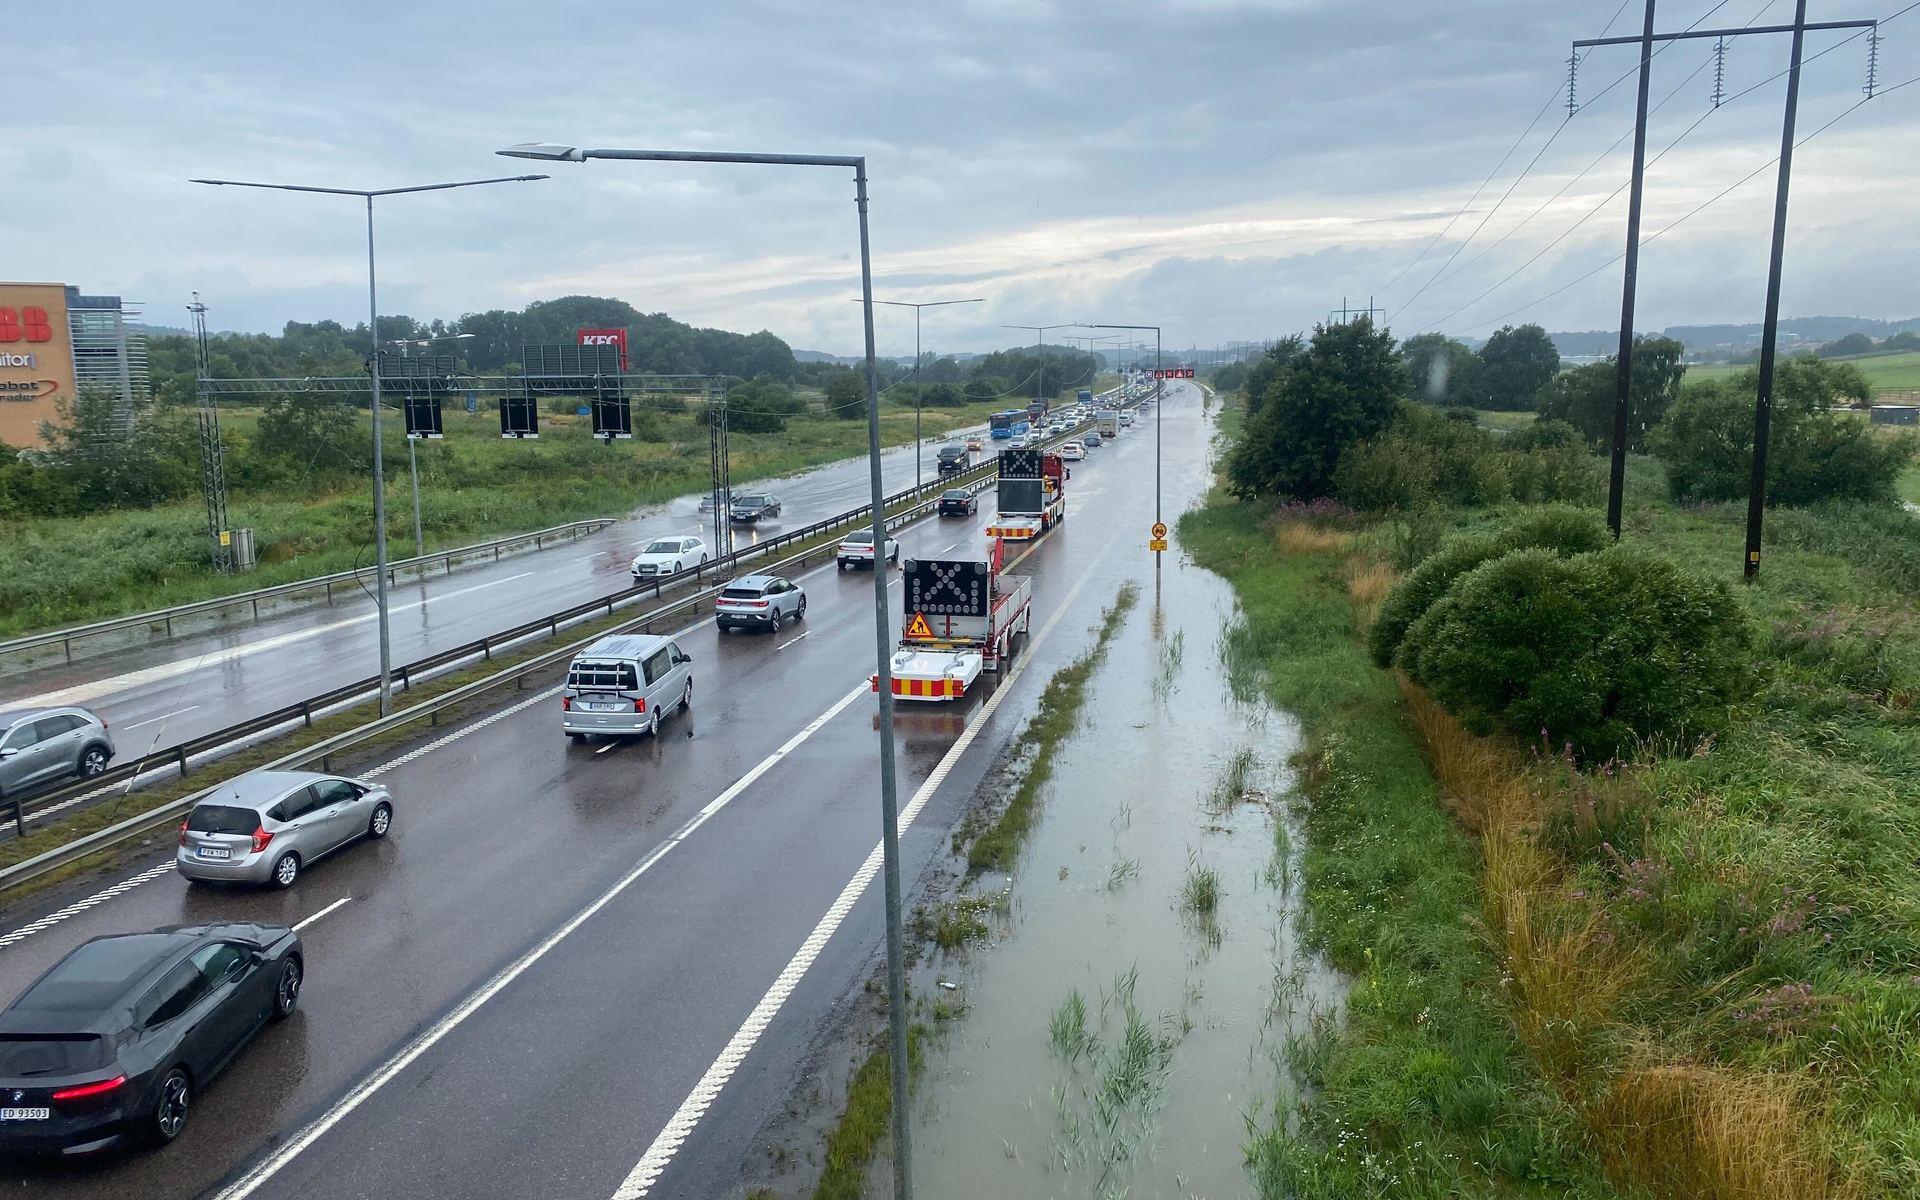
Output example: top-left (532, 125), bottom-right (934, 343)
top-left (630, 536), bottom-right (711, 580)
top-left (837, 533), bottom-right (900, 570)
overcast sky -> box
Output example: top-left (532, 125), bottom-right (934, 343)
top-left (19, 0), bottom-right (1918, 355)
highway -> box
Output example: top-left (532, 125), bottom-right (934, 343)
top-left (0, 413), bottom-right (1009, 764)
top-left (0, 382), bottom-right (1194, 1200)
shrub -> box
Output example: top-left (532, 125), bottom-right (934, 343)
top-left (1226, 319), bottom-right (1405, 500)
top-left (1505, 418), bottom-right (1584, 452)
top-left (1367, 505), bottom-right (1609, 668)
top-left (1335, 404), bottom-right (1601, 513)
top-left (1398, 546), bottom-right (1753, 760)
top-left (1650, 356), bottom-right (1904, 505)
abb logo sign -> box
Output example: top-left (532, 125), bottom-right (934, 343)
top-left (576, 328), bottom-right (629, 370)
top-left (0, 307), bottom-right (55, 343)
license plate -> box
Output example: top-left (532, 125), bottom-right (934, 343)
top-left (582, 700), bottom-right (624, 712)
top-left (0, 1108), bottom-right (49, 1121)
top-left (197, 847), bottom-right (231, 860)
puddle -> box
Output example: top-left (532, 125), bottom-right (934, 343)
top-left (893, 540), bottom-right (1345, 1198)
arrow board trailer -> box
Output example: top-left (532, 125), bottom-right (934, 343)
top-left (872, 558), bottom-right (1033, 701)
top-left (986, 448), bottom-right (1067, 543)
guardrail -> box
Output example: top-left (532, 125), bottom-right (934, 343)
top-left (0, 419), bottom-right (1098, 890)
top-left (0, 519), bottom-right (620, 664)
top-left (0, 442), bottom-right (1059, 895)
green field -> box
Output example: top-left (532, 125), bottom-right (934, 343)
top-left (1901, 463), bottom-right (1920, 506)
top-left (1686, 349), bottom-right (1920, 391)
top-left (0, 395), bottom-right (1021, 637)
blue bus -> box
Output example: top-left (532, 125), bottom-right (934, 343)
top-left (989, 409), bottom-right (1031, 440)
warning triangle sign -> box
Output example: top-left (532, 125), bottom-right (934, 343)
top-left (905, 612), bottom-right (934, 640)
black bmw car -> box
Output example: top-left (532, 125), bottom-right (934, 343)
top-left (0, 922), bottom-right (302, 1156)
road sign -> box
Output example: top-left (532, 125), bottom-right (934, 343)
top-left (1149, 537), bottom-right (1168, 552)
top-left (1151, 521), bottom-right (1167, 539)
top-left (905, 612), bottom-right (935, 640)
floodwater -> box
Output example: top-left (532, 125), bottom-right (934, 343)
top-left (892, 460), bottom-right (1344, 1199)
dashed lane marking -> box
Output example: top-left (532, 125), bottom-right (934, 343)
top-left (293, 896), bottom-right (351, 933)
top-left (209, 681), bottom-right (870, 1200)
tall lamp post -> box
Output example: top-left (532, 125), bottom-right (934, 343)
top-left (999, 323), bottom-right (1070, 415)
top-left (1084, 322), bottom-right (1162, 574)
top-left (853, 297), bottom-right (985, 487)
top-left (191, 174), bottom-right (547, 716)
top-left (390, 331), bottom-right (476, 558)
top-left (500, 141), bottom-right (913, 1200)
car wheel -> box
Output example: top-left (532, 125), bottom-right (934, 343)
top-left (673, 561), bottom-right (683, 574)
top-left (769, 607), bottom-right (783, 633)
top-left (838, 559), bottom-right (848, 571)
top-left (567, 732), bottom-right (585, 743)
top-left (796, 596), bottom-right (807, 621)
top-left (679, 680), bottom-right (694, 713)
top-left (149, 1068), bottom-right (191, 1146)
top-left (271, 852), bottom-right (300, 890)
top-left (368, 802), bottom-right (392, 839)
top-left (79, 745), bottom-right (110, 777)
top-left (272, 958), bottom-right (302, 1020)
top-left (648, 707), bottom-right (663, 737)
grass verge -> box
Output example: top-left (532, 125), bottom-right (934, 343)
top-left (954, 583), bottom-right (1140, 874)
top-left (812, 1027), bottom-right (927, 1200)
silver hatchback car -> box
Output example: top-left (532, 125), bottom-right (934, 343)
top-left (0, 706), bottom-right (115, 799)
top-left (177, 770), bottom-right (393, 889)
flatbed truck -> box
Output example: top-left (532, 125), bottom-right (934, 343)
top-left (872, 558), bottom-right (1033, 700)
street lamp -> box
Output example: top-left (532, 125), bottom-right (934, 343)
top-left (390, 331), bottom-right (477, 557)
top-left (190, 174), bottom-right (547, 716)
top-left (1082, 322), bottom-right (1163, 575)
top-left (500, 141), bottom-right (914, 1200)
top-left (852, 297), bottom-right (985, 487)
top-left (998, 324), bottom-right (1071, 416)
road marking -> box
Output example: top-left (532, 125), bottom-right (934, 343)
top-left (594, 740), bottom-right (624, 756)
top-left (292, 896), bottom-right (351, 933)
top-left (0, 861), bottom-right (179, 949)
top-left (121, 705), bottom-right (201, 731)
top-left (609, 524), bottom-right (1121, 1199)
top-left (208, 681), bottom-right (871, 1200)
top-left (9, 574), bottom-right (536, 709)
top-left (776, 632), bottom-right (809, 651)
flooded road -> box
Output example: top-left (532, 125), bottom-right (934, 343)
top-left (895, 408), bottom-right (1344, 1199)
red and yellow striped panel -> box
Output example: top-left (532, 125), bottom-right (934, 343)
top-left (870, 674), bottom-right (963, 699)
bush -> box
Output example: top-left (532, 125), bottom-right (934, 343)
top-left (1367, 504), bottom-right (1609, 668)
top-left (1650, 357), bottom-right (1905, 505)
top-left (1335, 405), bottom-right (1602, 513)
top-left (1397, 546), bottom-right (1753, 760)
top-left (1505, 417), bottom-right (1584, 452)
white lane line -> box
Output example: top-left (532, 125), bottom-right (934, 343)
top-left (594, 741), bottom-right (624, 756)
top-left (292, 897), bottom-right (351, 933)
top-left (0, 861), bottom-right (180, 949)
top-left (211, 681), bottom-right (870, 1200)
top-left (939, 541), bottom-right (965, 556)
top-left (11, 574), bottom-right (536, 709)
top-left (121, 706), bottom-right (201, 731)
top-left (610, 526), bottom-right (1122, 1199)
top-left (775, 632), bottom-right (809, 651)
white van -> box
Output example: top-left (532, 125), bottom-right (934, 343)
top-left (561, 634), bottom-right (694, 741)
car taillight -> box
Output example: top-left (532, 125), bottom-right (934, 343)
top-left (561, 696), bottom-right (571, 711)
top-left (750, 600), bottom-right (768, 608)
top-left (52, 1075), bottom-right (126, 1104)
top-left (251, 828), bottom-right (275, 854)
top-left (178, 819), bottom-right (189, 847)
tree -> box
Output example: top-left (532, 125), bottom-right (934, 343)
top-left (33, 390), bottom-right (198, 511)
top-left (963, 377), bottom-right (1004, 404)
top-left (1532, 335), bottom-right (1686, 452)
top-left (1474, 323), bottom-right (1561, 411)
top-left (1650, 356), bottom-right (1904, 505)
top-left (1883, 330), bottom-right (1920, 352)
top-left (824, 368), bottom-right (869, 419)
top-left (1399, 332), bottom-right (1477, 408)
top-left (1226, 318), bottom-right (1407, 500)
top-left (918, 382), bottom-right (965, 408)
top-left (722, 377), bottom-right (803, 433)
top-left (1241, 335), bottom-right (1304, 416)
top-left (1816, 331), bottom-right (1874, 358)
top-left (248, 394), bottom-right (365, 479)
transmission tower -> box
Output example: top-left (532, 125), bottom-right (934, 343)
top-left (190, 293), bottom-right (233, 574)
top-left (707, 387), bottom-right (732, 556)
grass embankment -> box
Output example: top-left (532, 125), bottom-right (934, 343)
top-left (954, 583), bottom-right (1140, 874)
top-left (810, 1028), bottom-right (927, 1200)
top-left (1899, 463), bottom-right (1920, 507)
top-left (1686, 350), bottom-right (1920, 390)
top-left (0, 398), bottom-right (1013, 638)
top-left (1187, 475), bottom-right (1920, 1198)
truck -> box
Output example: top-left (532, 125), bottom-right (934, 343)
top-left (872, 558), bottom-right (1032, 701)
top-left (1096, 409), bottom-right (1120, 438)
top-left (985, 446), bottom-right (1066, 543)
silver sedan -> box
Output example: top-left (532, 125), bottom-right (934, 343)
top-left (178, 770), bottom-right (393, 888)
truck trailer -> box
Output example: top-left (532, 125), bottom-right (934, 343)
top-left (872, 558), bottom-right (1033, 701)
top-left (985, 446), bottom-right (1066, 543)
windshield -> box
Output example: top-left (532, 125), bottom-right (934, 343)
top-left (643, 540), bottom-right (680, 554)
top-left (735, 496), bottom-right (769, 506)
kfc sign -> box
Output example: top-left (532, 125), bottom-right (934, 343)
top-left (576, 328), bottom-right (629, 370)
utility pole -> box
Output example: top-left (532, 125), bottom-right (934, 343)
top-left (1572, 5), bottom-right (1877, 552)
top-left (189, 293), bottom-right (232, 575)
top-left (1000, 324), bottom-right (1069, 414)
top-left (1329, 296), bottom-right (1384, 325)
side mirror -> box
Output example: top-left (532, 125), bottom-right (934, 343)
top-left (678, 653), bottom-right (694, 664)
top-left (0, 748), bottom-right (16, 760)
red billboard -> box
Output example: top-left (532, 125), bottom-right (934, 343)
top-left (576, 328), bottom-right (629, 370)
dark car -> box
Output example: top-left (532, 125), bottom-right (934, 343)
top-left (936, 446), bottom-right (970, 476)
top-left (0, 923), bottom-right (302, 1157)
top-left (937, 489), bottom-right (978, 517)
top-left (729, 493), bottom-right (782, 522)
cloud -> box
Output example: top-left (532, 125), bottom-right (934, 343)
top-left (14, 0), bottom-right (1918, 352)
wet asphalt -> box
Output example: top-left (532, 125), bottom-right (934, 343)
top-left (0, 415), bottom-right (999, 756)
top-left (0, 384), bottom-right (1191, 1199)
